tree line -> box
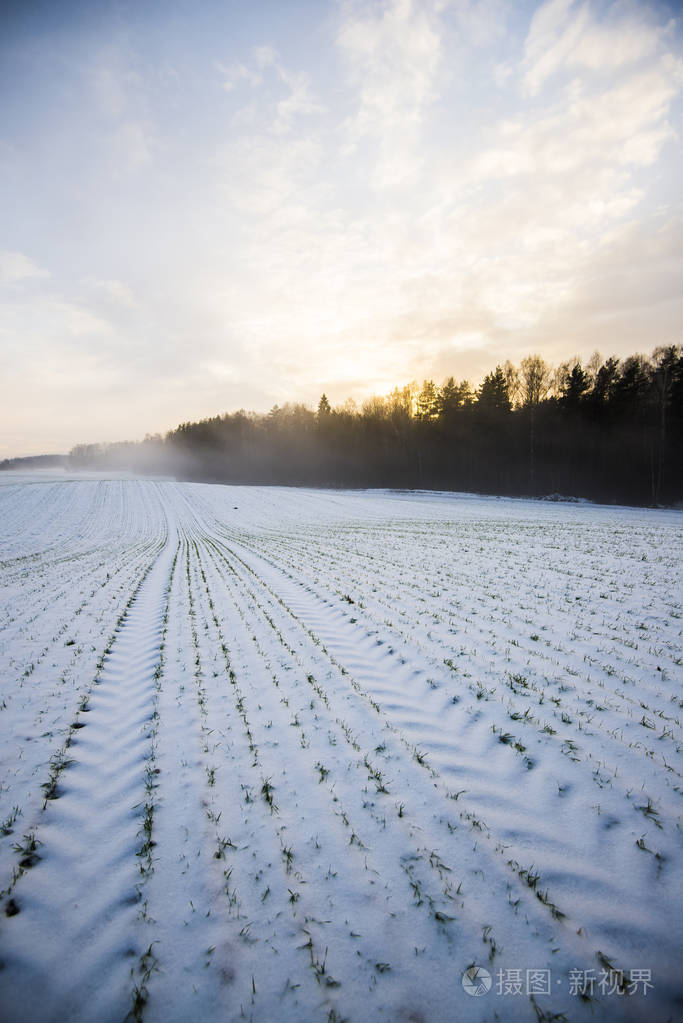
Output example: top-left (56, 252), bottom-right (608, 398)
top-left (67, 346), bottom-right (683, 505)
top-left (0, 454), bottom-right (66, 472)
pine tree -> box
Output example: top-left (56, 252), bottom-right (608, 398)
top-left (478, 366), bottom-right (511, 411)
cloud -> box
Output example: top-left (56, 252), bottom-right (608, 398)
top-left (1, 295), bottom-right (112, 359)
top-left (82, 277), bottom-right (138, 308)
top-left (254, 45), bottom-right (278, 68)
top-left (448, 0), bottom-right (509, 49)
top-left (0, 251), bottom-right (50, 286)
top-left (273, 65), bottom-right (326, 134)
top-left (217, 47), bottom-right (325, 134)
top-left (553, 214), bottom-right (683, 322)
top-left (215, 132), bottom-right (324, 218)
top-left (522, 0), bottom-right (673, 95)
top-left (470, 56), bottom-right (681, 184)
top-left (86, 56), bottom-right (157, 173)
top-left (48, 300), bottom-right (113, 338)
top-left (216, 59), bottom-right (265, 91)
top-left (337, 0), bottom-right (443, 185)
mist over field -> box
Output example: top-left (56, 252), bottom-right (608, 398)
top-left (49, 343), bottom-right (680, 508)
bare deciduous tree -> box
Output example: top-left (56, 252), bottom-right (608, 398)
top-left (519, 354), bottom-right (552, 406)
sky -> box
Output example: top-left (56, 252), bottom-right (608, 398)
top-left (1, 0), bottom-right (682, 456)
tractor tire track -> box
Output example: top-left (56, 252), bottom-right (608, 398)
top-left (0, 531), bottom-right (177, 1023)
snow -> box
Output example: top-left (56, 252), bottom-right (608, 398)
top-left (0, 473), bottom-right (681, 1022)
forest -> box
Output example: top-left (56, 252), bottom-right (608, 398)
top-left (67, 346), bottom-right (683, 505)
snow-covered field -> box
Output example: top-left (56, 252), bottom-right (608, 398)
top-left (0, 473), bottom-right (681, 1023)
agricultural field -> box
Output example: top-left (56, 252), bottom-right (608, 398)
top-left (0, 473), bottom-right (681, 1023)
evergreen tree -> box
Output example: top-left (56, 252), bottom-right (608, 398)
top-left (478, 366), bottom-right (511, 411)
top-left (560, 363), bottom-right (589, 407)
top-left (416, 380), bottom-right (440, 419)
top-left (591, 357), bottom-right (620, 405)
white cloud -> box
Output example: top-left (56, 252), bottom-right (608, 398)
top-left (337, 0), bottom-right (443, 185)
top-left (0, 251), bottom-right (50, 286)
top-left (273, 66), bottom-right (325, 134)
top-left (215, 132), bottom-right (324, 218)
top-left (83, 278), bottom-right (138, 308)
top-left (216, 59), bottom-right (264, 91)
top-left (217, 48), bottom-right (325, 133)
top-left (522, 0), bottom-right (587, 95)
top-left (254, 45), bottom-right (278, 68)
top-left (48, 300), bottom-right (113, 337)
top-left (472, 55), bottom-right (681, 185)
top-left (522, 0), bottom-right (672, 95)
top-left (448, 0), bottom-right (509, 48)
